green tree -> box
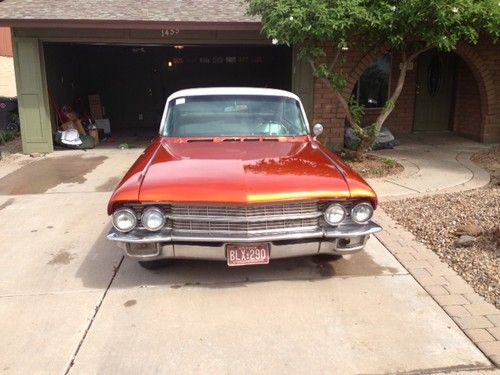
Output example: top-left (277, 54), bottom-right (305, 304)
top-left (247, 0), bottom-right (499, 159)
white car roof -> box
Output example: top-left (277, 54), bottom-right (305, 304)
top-left (167, 87), bottom-right (301, 103)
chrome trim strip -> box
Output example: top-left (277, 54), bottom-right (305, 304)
top-left (171, 230), bottom-right (325, 243)
top-left (107, 221), bottom-right (382, 243)
top-left (171, 241), bottom-right (321, 261)
top-left (167, 212), bottom-right (322, 223)
top-left (324, 222), bottom-right (382, 238)
top-left (107, 228), bottom-right (325, 243)
top-left (316, 145), bottom-right (348, 178)
top-left (171, 225), bottom-right (319, 235)
top-left (139, 143), bottom-right (162, 180)
top-left (119, 236), bottom-right (371, 260)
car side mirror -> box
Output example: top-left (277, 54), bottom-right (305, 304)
top-left (312, 123), bottom-right (323, 141)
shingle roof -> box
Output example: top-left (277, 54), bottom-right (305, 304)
top-left (0, 0), bottom-right (259, 27)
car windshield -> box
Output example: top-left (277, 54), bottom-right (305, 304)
top-left (162, 95), bottom-right (308, 137)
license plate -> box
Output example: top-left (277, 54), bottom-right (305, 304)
top-left (226, 243), bottom-right (270, 266)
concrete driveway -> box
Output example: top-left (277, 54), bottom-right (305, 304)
top-left (0, 149), bottom-right (493, 374)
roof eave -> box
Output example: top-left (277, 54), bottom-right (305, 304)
top-left (0, 18), bottom-right (262, 31)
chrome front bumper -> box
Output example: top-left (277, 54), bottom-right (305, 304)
top-left (106, 222), bottom-right (382, 260)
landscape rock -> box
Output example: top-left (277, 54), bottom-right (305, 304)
top-left (385, 145), bottom-right (500, 306)
top-left (494, 226), bottom-right (500, 244)
top-left (455, 235), bottom-right (477, 248)
top-left (29, 153), bottom-right (42, 158)
top-left (455, 223), bottom-right (483, 237)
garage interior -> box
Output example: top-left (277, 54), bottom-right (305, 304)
top-left (43, 42), bottom-right (292, 147)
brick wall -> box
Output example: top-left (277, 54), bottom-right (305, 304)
top-left (0, 27), bottom-right (12, 57)
top-left (312, 48), bottom-right (418, 147)
top-left (312, 46), bottom-right (375, 147)
top-left (465, 37), bottom-right (500, 143)
top-left (312, 37), bottom-right (499, 146)
top-left (453, 61), bottom-right (482, 140)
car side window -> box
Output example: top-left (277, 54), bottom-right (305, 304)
top-left (283, 100), bottom-right (305, 133)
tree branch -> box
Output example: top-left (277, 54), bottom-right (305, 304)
top-left (308, 59), bottom-right (363, 134)
top-left (408, 46), bottom-right (432, 62)
top-left (375, 60), bottom-right (409, 126)
top-left (329, 48), bottom-right (341, 70)
top-left (307, 58), bottom-right (318, 75)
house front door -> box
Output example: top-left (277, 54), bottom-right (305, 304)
top-left (414, 50), bottom-right (457, 131)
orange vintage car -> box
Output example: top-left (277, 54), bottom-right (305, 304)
top-left (107, 88), bottom-right (382, 269)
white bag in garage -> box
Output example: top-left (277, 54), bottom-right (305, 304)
top-left (60, 129), bottom-right (82, 146)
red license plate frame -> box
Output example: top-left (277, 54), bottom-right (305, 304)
top-left (226, 243), bottom-right (270, 266)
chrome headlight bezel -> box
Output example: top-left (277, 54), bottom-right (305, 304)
top-left (141, 206), bottom-right (166, 232)
top-left (112, 208), bottom-right (138, 233)
top-left (324, 203), bottom-right (347, 225)
top-left (350, 202), bottom-right (374, 224)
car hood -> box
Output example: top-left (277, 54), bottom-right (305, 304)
top-left (135, 138), bottom-right (354, 204)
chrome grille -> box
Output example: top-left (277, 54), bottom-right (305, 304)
top-left (173, 217), bottom-right (319, 234)
top-left (171, 201), bottom-right (319, 219)
top-left (171, 201), bottom-right (320, 235)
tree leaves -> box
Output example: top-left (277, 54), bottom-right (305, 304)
top-left (248, 0), bottom-right (499, 53)
top-left (246, 0), bottom-right (499, 155)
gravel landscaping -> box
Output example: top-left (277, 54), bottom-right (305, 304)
top-left (342, 154), bottom-right (403, 178)
top-left (383, 146), bottom-right (500, 307)
top-left (0, 136), bottom-right (22, 156)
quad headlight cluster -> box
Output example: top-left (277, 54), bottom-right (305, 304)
top-left (112, 206), bottom-right (166, 232)
top-left (324, 201), bottom-right (374, 225)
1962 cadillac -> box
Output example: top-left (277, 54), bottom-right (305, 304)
top-left (107, 88), bottom-right (382, 269)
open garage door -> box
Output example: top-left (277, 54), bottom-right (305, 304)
top-left (43, 43), bottom-right (292, 146)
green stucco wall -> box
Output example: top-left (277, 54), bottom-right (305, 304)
top-left (12, 37), bottom-right (53, 153)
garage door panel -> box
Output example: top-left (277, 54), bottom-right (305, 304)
top-left (16, 39), bottom-right (41, 93)
top-left (18, 94), bottom-right (45, 142)
top-left (13, 37), bottom-right (53, 152)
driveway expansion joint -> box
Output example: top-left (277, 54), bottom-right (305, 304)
top-left (64, 256), bottom-right (124, 375)
top-left (381, 179), bottom-right (422, 193)
top-left (375, 209), bottom-right (500, 368)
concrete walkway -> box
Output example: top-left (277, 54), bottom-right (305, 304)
top-left (367, 133), bottom-right (492, 200)
top-left (0, 143), bottom-right (497, 374)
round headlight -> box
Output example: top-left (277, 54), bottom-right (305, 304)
top-left (112, 208), bottom-right (137, 232)
top-left (324, 203), bottom-right (346, 225)
top-left (351, 202), bottom-right (374, 224)
top-left (141, 207), bottom-right (165, 231)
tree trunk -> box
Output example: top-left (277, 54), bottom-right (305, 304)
top-left (354, 135), bottom-right (376, 160)
top-left (306, 48), bottom-right (428, 159)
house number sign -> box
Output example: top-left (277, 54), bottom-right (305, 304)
top-left (161, 29), bottom-right (180, 37)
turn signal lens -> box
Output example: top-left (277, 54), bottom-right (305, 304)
top-left (324, 203), bottom-right (346, 225)
top-left (351, 202), bottom-right (374, 224)
top-left (141, 207), bottom-right (165, 231)
top-left (112, 208), bottom-right (137, 232)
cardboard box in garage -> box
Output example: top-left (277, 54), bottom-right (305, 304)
top-left (88, 94), bottom-right (103, 119)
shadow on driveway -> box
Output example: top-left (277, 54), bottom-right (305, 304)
top-left (76, 225), bottom-right (400, 290)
